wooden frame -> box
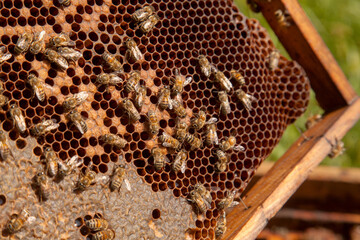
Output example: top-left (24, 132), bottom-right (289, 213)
top-left (224, 0), bottom-right (360, 239)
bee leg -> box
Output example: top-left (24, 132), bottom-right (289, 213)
top-left (294, 125), bottom-right (311, 145)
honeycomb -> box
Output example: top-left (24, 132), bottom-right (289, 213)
top-left (0, 0), bottom-right (310, 239)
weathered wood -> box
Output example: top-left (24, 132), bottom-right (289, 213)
top-left (255, 0), bottom-right (357, 112)
top-left (224, 97), bottom-right (360, 240)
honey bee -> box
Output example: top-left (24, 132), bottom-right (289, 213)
top-left (326, 138), bottom-right (345, 159)
top-left (102, 52), bottom-right (123, 73)
top-left (191, 110), bottom-right (206, 130)
top-left (85, 218), bottom-right (109, 231)
top-left (92, 229), bottom-right (115, 240)
top-left (172, 149), bottom-right (187, 173)
top-left (158, 86), bottom-right (172, 110)
top-left (194, 183), bottom-right (212, 205)
top-left (215, 212), bottom-right (227, 240)
top-left (110, 161), bottom-right (131, 192)
top-left (158, 132), bottom-right (181, 150)
top-left (171, 69), bottom-right (192, 95)
top-left (125, 71), bottom-right (141, 93)
top-left (235, 89), bottom-right (257, 112)
top-left (220, 136), bottom-right (244, 152)
top-left (217, 191), bottom-right (239, 210)
top-left (100, 134), bottom-right (127, 149)
top-left (197, 54), bottom-right (212, 78)
top-left (0, 94), bottom-right (9, 108)
top-left (44, 48), bottom-right (69, 70)
top-left (230, 70), bottom-right (246, 86)
top-left (43, 147), bottom-right (59, 178)
top-left (185, 133), bottom-right (202, 150)
top-left (139, 14), bottom-right (159, 34)
top-left (175, 118), bottom-right (188, 142)
top-left (275, 9), bottom-right (291, 27)
top-left (122, 98), bottom-right (141, 122)
top-left (9, 104), bottom-right (26, 133)
top-left (188, 184), bottom-right (212, 213)
top-left (62, 91), bottom-right (89, 112)
top-left (27, 73), bottom-right (46, 102)
top-left (58, 0), bottom-right (71, 7)
top-left (212, 67), bottom-right (233, 93)
top-left (266, 49), bottom-right (280, 71)
top-left (57, 155), bottom-right (82, 179)
top-left (95, 73), bottom-right (123, 88)
top-left (67, 110), bottom-right (87, 134)
top-left (134, 85), bottom-right (147, 109)
top-left (218, 91), bottom-right (231, 115)
top-left (30, 119), bottom-right (59, 137)
top-left (15, 32), bottom-right (33, 54)
top-left (132, 5), bottom-right (156, 23)
top-left (57, 47), bottom-right (82, 62)
top-left (204, 118), bottom-right (218, 146)
top-left (33, 171), bottom-right (50, 201)
top-left (147, 110), bottom-right (160, 136)
top-left (215, 150), bottom-right (228, 172)
top-left (75, 167), bottom-right (96, 191)
top-left (151, 147), bottom-right (169, 171)
top-left (0, 46), bottom-right (12, 64)
top-left (29, 30), bottom-right (45, 55)
top-left (6, 209), bottom-right (30, 233)
top-left (125, 38), bottom-right (143, 62)
top-left (0, 130), bottom-right (12, 161)
top-left (172, 98), bottom-right (187, 118)
top-left (49, 33), bottom-right (75, 48)
top-left (305, 114), bottom-right (322, 129)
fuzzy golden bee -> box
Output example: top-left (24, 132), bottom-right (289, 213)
top-left (147, 110), bottom-right (160, 136)
top-left (57, 47), bottom-right (82, 62)
top-left (172, 98), bottom-right (187, 118)
top-left (212, 67), bottom-right (233, 93)
top-left (275, 9), bottom-right (291, 27)
top-left (218, 91), bottom-right (231, 115)
top-left (44, 48), bottom-right (69, 70)
top-left (134, 85), bottom-right (147, 109)
top-left (305, 114), bottom-right (322, 129)
top-left (75, 168), bottom-right (96, 191)
top-left (110, 156), bottom-right (131, 192)
top-left (92, 229), bottom-right (115, 240)
top-left (152, 147), bottom-right (169, 171)
top-left (9, 104), bottom-right (26, 133)
top-left (102, 52), bottom-right (123, 73)
top-left (0, 46), bottom-right (12, 64)
top-left (57, 155), bottom-right (81, 179)
top-left (100, 134), bottom-right (127, 149)
top-left (158, 86), bottom-right (172, 110)
top-left (172, 149), bottom-right (187, 173)
top-left (62, 91), bottom-right (88, 112)
top-left (185, 133), bottom-right (202, 150)
top-left (215, 150), bottom-right (228, 172)
top-left (132, 5), bottom-right (156, 23)
top-left (204, 118), bottom-right (218, 146)
top-left (49, 33), bottom-right (75, 48)
top-left (30, 119), bottom-right (59, 137)
top-left (159, 132), bottom-right (181, 150)
top-left (266, 49), bottom-right (280, 71)
top-left (43, 147), bottom-right (59, 178)
top-left (230, 70), bottom-right (246, 86)
top-left (125, 38), bottom-right (143, 62)
top-left (191, 110), bottom-right (206, 130)
top-left (122, 98), bottom-right (141, 122)
top-left (220, 136), bottom-right (244, 152)
top-left (139, 14), bottom-right (159, 34)
top-left (95, 73), bottom-right (123, 88)
top-left (125, 71), bottom-right (141, 93)
top-left (33, 171), bottom-right (50, 201)
top-left (15, 32), bottom-right (33, 54)
top-left (188, 184), bottom-right (212, 214)
top-left (0, 94), bottom-right (9, 108)
top-left (218, 191), bottom-right (239, 210)
top-left (0, 130), bottom-right (12, 161)
top-left (235, 89), bottom-right (257, 112)
top-left (194, 183), bottom-right (212, 205)
top-left (175, 118), bottom-right (188, 142)
top-left (215, 212), bottom-right (227, 240)
top-left (58, 0), bottom-right (71, 7)
top-left (326, 138), bottom-right (345, 159)
top-left (6, 209), bottom-right (30, 233)
top-left (27, 73), bottom-right (46, 102)
top-left (171, 69), bottom-right (192, 95)
top-left (197, 54), bottom-right (212, 78)
top-left (85, 218), bottom-right (109, 231)
top-left (29, 30), bottom-right (45, 55)
top-left (67, 110), bottom-right (87, 134)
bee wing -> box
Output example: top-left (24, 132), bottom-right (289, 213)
top-left (68, 155), bottom-right (82, 168)
top-left (214, 132), bottom-right (219, 145)
top-left (180, 161), bottom-right (186, 174)
top-left (0, 53), bottom-right (12, 63)
top-left (205, 117), bottom-right (217, 125)
top-left (73, 120), bottom-right (85, 134)
top-left (109, 74), bottom-right (123, 84)
top-left (184, 76), bottom-right (192, 86)
top-left (164, 155), bottom-right (170, 163)
top-left (134, 47), bottom-right (143, 61)
top-left (0, 46), bottom-right (6, 54)
top-left (233, 145), bottom-right (245, 151)
top-left (168, 98), bottom-right (173, 110)
top-left (15, 114), bottom-right (26, 132)
top-left (37, 30), bottom-right (46, 41)
top-left (124, 178), bottom-right (132, 191)
top-left (75, 92), bottom-right (89, 102)
top-left (34, 86), bottom-right (45, 102)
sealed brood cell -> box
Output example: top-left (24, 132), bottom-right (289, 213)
top-left (0, 0), bottom-right (309, 239)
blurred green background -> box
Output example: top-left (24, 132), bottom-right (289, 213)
top-left (234, 0), bottom-right (360, 167)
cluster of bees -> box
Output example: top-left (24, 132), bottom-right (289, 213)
top-left (85, 217), bottom-right (115, 240)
